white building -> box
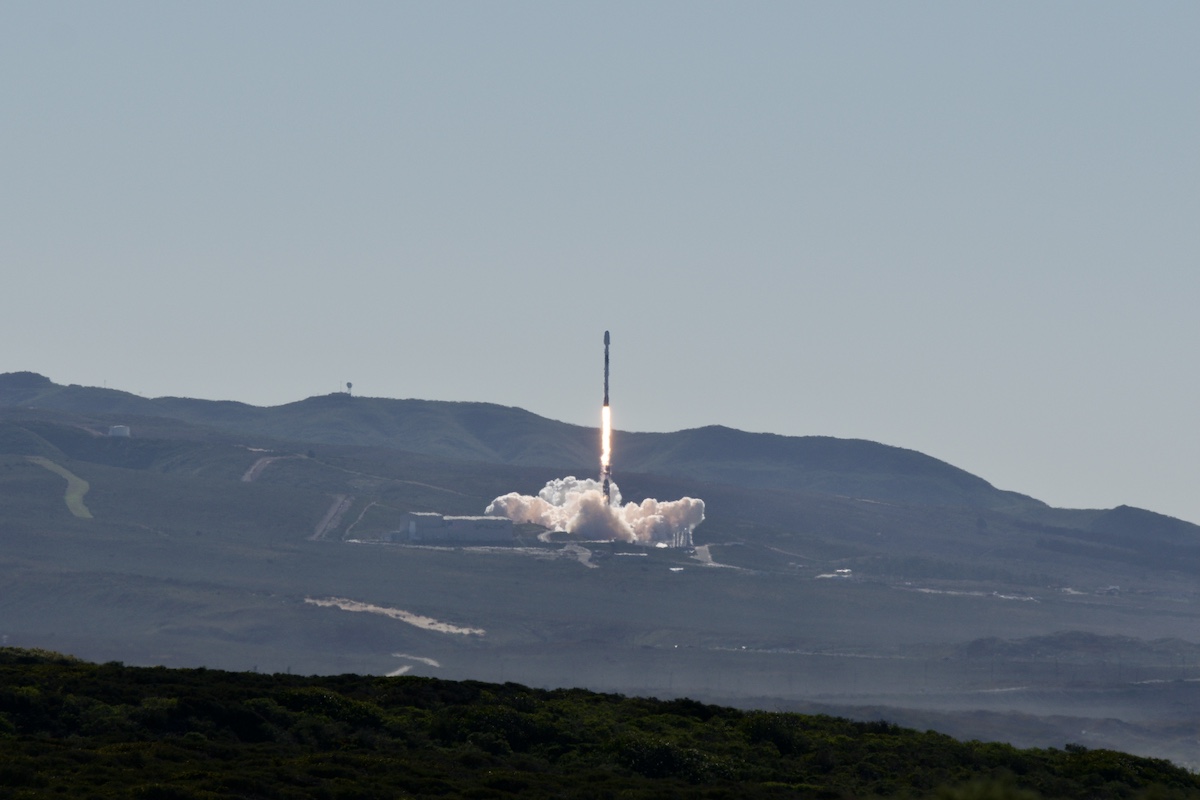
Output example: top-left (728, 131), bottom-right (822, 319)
top-left (389, 512), bottom-right (513, 544)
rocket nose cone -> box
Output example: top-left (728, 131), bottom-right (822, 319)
top-left (604, 331), bottom-right (610, 345)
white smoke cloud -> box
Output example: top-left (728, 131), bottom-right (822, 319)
top-left (486, 476), bottom-right (705, 547)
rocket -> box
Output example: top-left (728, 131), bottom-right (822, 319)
top-left (601, 330), bottom-right (613, 503)
top-left (603, 330), bottom-right (610, 406)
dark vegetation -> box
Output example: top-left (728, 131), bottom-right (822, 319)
top-left (1, 648), bottom-right (1196, 799)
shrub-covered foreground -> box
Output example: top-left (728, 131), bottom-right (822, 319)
top-left (0, 648), bottom-right (1196, 799)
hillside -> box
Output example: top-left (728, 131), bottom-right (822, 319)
top-left (2, 648), bottom-right (1196, 799)
top-left (3, 372), bottom-right (1200, 769)
top-left (0, 372), bottom-right (1038, 509)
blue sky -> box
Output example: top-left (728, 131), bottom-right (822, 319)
top-left (3, 2), bottom-right (1198, 521)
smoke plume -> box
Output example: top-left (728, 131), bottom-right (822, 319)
top-left (486, 476), bottom-right (704, 547)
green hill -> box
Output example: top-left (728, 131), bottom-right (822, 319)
top-left (0, 372), bottom-right (1038, 509)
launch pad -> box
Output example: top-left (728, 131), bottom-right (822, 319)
top-left (483, 329), bottom-right (704, 548)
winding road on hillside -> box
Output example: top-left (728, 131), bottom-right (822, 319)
top-left (311, 494), bottom-right (354, 540)
top-left (27, 456), bottom-right (93, 519)
top-left (241, 455), bottom-right (299, 482)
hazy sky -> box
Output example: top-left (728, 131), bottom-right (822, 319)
top-left (4, 3), bottom-right (1198, 521)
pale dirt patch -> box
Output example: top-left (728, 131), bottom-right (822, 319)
top-left (311, 494), bottom-right (354, 540)
top-left (305, 596), bottom-right (485, 636)
top-left (241, 455), bottom-right (297, 482)
top-left (561, 544), bottom-right (598, 568)
top-left (392, 653), bottom-right (441, 667)
top-left (27, 456), bottom-right (92, 519)
top-left (690, 544), bottom-right (745, 569)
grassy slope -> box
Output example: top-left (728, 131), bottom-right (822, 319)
top-left (2, 409), bottom-right (1197, 598)
top-left (1, 373), bottom-right (1042, 509)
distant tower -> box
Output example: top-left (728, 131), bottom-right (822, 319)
top-left (346, 382), bottom-right (353, 396)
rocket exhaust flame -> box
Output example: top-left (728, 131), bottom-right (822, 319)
top-left (600, 406), bottom-right (612, 470)
top-left (485, 330), bottom-right (705, 547)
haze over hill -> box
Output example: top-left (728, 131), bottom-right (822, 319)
top-left (2, 370), bottom-right (1200, 768)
